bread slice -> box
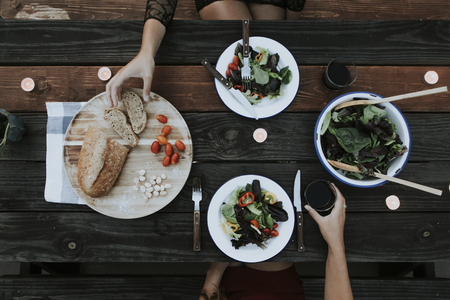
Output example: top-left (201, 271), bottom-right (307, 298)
top-left (103, 108), bottom-right (139, 147)
top-left (77, 125), bottom-right (129, 198)
top-left (122, 91), bottom-right (147, 134)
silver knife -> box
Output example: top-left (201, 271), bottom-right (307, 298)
top-left (201, 58), bottom-right (258, 120)
top-left (294, 170), bottom-right (305, 252)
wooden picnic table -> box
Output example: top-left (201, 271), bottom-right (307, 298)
top-left (1, 1), bottom-right (450, 267)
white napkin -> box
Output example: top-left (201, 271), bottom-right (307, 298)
top-left (44, 102), bottom-right (87, 205)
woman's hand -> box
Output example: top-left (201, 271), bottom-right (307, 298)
top-left (106, 52), bottom-right (155, 107)
top-left (199, 262), bottom-right (230, 300)
top-left (305, 183), bottom-right (346, 251)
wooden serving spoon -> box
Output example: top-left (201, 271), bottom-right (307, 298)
top-left (334, 86), bottom-right (448, 111)
top-left (327, 160), bottom-right (443, 196)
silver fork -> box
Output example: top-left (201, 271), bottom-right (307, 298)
top-left (241, 19), bottom-right (251, 92)
top-left (192, 177), bottom-right (202, 251)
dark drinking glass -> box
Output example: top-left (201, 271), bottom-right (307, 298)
top-left (323, 58), bottom-right (357, 91)
top-left (304, 180), bottom-right (336, 212)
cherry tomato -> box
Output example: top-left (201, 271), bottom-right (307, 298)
top-left (262, 228), bottom-right (270, 233)
top-left (270, 229), bottom-right (279, 237)
top-left (228, 63), bottom-right (238, 72)
top-left (273, 223), bottom-right (279, 229)
top-left (150, 141), bottom-right (160, 154)
top-left (161, 125), bottom-right (171, 136)
top-left (226, 70), bottom-right (231, 78)
top-left (171, 153), bottom-right (180, 165)
top-left (165, 143), bottom-right (173, 156)
top-left (162, 156), bottom-right (171, 167)
top-left (250, 220), bottom-right (260, 229)
top-left (175, 140), bottom-right (185, 151)
top-left (156, 115), bottom-right (168, 123)
top-left (232, 55), bottom-right (240, 67)
top-left (156, 135), bottom-right (168, 145)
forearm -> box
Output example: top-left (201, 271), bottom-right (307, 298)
top-left (324, 245), bottom-right (353, 300)
top-left (140, 18), bottom-right (166, 59)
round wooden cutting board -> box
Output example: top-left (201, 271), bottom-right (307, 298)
top-left (63, 88), bottom-right (193, 219)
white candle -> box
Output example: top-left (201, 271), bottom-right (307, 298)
top-left (253, 128), bottom-right (267, 143)
top-left (385, 195), bottom-right (400, 210)
top-left (98, 67), bottom-right (112, 81)
top-left (21, 77), bottom-right (35, 92)
top-left (423, 71), bottom-right (438, 85)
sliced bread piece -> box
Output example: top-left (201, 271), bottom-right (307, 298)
top-left (122, 91), bottom-right (147, 134)
top-left (103, 108), bottom-right (139, 147)
top-left (77, 125), bottom-right (129, 198)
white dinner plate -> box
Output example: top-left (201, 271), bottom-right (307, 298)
top-left (215, 37), bottom-right (300, 119)
top-left (207, 174), bottom-right (295, 263)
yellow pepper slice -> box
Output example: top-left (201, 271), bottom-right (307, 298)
top-left (264, 192), bottom-right (278, 204)
top-left (222, 222), bottom-right (239, 233)
top-left (255, 52), bottom-right (263, 62)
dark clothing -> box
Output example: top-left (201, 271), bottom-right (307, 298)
top-left (220, 265), bottom-right (306, 300)
top-left (145, 0), bottom-right (305, 27)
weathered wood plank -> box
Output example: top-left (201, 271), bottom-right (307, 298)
top-left (1, 113), bottom-right (449, 163)
top-left (0, 160), bottom-right (448, 213)
top-left (0, 211), bottom-right (449, 262)
top-left (1, 66), bottom-right (449, 114)
top-left (2, 0), bottom-right (450, 21)
top-left (2, 20), bottom-right (450, 65)
top-left (0, 276), bottom-right (449, 300)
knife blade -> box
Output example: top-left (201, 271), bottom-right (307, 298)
top-left (201, 58), bottom-right (258, 120)
top-left (294, 170), bottom-right (305, 252)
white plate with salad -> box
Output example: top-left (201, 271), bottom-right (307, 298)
top-left (215, 37), bottom-right (300, 119)
top-left (207, 174), bottom-right (295, 263)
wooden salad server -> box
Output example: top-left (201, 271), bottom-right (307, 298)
top-left (334, 86), bottom-right (448, 111)
top-left (327, 160), bottom-right (443, 196)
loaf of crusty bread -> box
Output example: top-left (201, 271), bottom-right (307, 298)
top-left (103, 108), bottom-right (139, 147)
top-left (77, 125), bottom-right (129, 198)
top-left (122, 91), bottom-right (147, 134)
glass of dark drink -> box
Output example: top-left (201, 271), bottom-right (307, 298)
top-left (304, 180), bottom-right (337, 212)
top-left (323, 58), bottom-right (357, 91)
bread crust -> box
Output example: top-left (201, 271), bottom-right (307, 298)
top-left (77, 125), bottom-right (129, 198)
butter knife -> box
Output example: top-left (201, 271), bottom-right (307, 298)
top-left (201, 58), bottom-right (258, 120)
top-left (294, 170), bottom-right (305, 252)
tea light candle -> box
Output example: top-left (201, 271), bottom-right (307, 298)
top-left (253, 128), bottom-right (267, 143)
top-left (385, 195), bottom-right (400, 210)
top-left (21, 77), bottom-right (35, 92)
top-left (98, 67), bottom-right (112, 81)
top-left (423, 71), bottom-right (439, 85)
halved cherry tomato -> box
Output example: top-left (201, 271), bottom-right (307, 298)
top-left (238, 192), bottom-right (255, 207)
top-left (162, 156), bottom-right (171, 167)
top-left (250, 220), bottom-right (260, 229)
top-left (151, 141), bottom-right (160, 154)
top-left (250, 92), bottom-right (264, 100)
top-left (273, 223), bottom-right (279, 229)
top-left (161, 125), bottom-right (171, 136)
top-left (270, 229), bottom-right (279, 237)
top-left (156, 115), bottom-right (168, 123)
top-left (233, 85), bottom-right (244, 92)
top-left (171, 153), bottom-right (180, 165)
top-left (226, 70), bottom-right (231, 78)
top-left (228, 63), bottom-right (238, 71)
top-left (232, 55), bottom-right (240, 67)
top-left (165, 143), bottom-right (173, 156)
top-left (262, 228), bottom-right (270, 233)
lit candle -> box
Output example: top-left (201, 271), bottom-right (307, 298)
top-left (423, 71), bottom-right (439, 85)
top-left (253, 128), bottom-right (267, 143)
top-left (385, 195), bottom-right (400, 210)
top-left (98, 67), bottom-right (112, 81)
top-left (21, 77), bottom-right (35, 92)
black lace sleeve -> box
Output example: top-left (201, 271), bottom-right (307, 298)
top-left (144, 0), bottom-right (178, 27)
top-left (286, 0), bottom-right (305, 11)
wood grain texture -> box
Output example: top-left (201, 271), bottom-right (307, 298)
top-left (2, 0), bottom-right (450, 21)
top-left (2, 112), bottom-right (450, 164)
top-left (2, 66), bottom-right (450, 114)
top-left (2, 20), bottom-right (450, 65)
top-left (1, 161), bottom-right (449, 213)
top-left (63, 89), bottom-right (193, 219)
top-left (0, 276), bottom-right (449, 299)
top-left (0, 211), bottom-right (449, 262)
